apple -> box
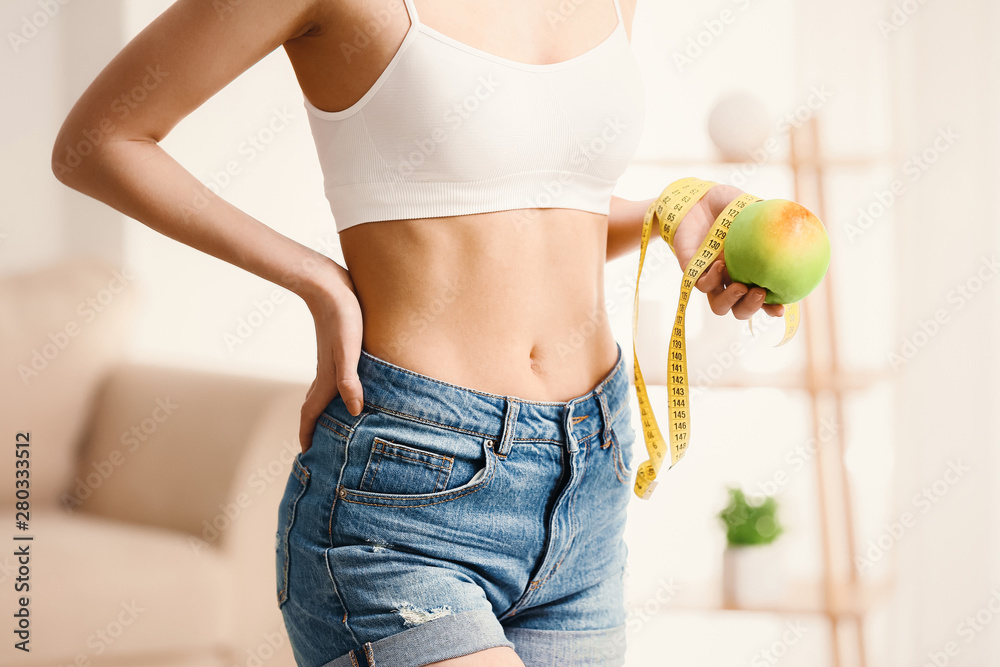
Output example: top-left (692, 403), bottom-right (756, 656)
top-left (723, 199), bottom-right (831, 305)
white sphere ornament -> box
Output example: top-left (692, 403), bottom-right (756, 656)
top-left (707, 92), bottom-right (772, 162)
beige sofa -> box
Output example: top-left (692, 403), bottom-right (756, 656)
top-left (1, 259), bottom-right (306, 667)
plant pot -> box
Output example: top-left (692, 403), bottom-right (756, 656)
top-left (722, 542), bottom-right (789, 608)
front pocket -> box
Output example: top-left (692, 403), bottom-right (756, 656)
top-left (340, 436), bottom-right (496, 508)
top-left (275, 454), bottom-right (310, 608)
top-left (359, 437), bottom-right (454, 495)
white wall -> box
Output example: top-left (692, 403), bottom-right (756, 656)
top-left (887, 0), bottom-right (1000, 664)
top-left (1, 0), bottom-right (125, 275)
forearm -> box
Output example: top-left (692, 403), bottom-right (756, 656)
top-left (606, 195), bottom-right (654, 261)
top-left (606, 183), bottom-right (748, 262)
top-left (53, 138), bottom-right (348, 308)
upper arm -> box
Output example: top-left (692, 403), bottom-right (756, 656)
top-left (619, 0), bottom-right (636, 41)
top-left (52, 0), bottom-right (318, 177)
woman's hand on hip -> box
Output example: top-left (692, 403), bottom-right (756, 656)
top-left (671, 183), bottom-right (785, 321)
top-left (299, 264), bottom-right (365, 453)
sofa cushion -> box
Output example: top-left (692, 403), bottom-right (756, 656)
top-left (0, 508), bottom-right (229, 665)
top-left (70, 362), bottom-right (304, 539)
top-left (0, 258), bottom-right (134, 508)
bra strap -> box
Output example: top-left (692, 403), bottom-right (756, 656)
top-left (401, 0), bottom-right (420, 24)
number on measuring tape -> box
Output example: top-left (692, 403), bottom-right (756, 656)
top-left (630, 178), bottom-right (800, 500)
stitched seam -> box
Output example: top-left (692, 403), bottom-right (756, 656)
top-left (360, 441), bottom-right (383, 492)
top-left (325, 550), bottom-right (361, 646)
top-left (376, 438), bottom-right (453, 469)
top-left (330, 412), bottom-right (370, 544)
top-left (319, 413), bottom-right (353, 439)
top-left (512, 437), bottom-right (563, 445)
top-left (367, 401), bottom-right (496, 439)
top-left (506, 435), bottom-right (582, 616)
top-left (277, 467), bottom-right (309, 604)
top-left (610, 399), bottom-right (627, 424)
top-left (340, 447), bottom-right (495, 509)
top-left (349, 650), bottom-right (359, 667)
top-left (364, 643), bottom-right (376, 665)
top-left (365, 439), bottom-right (455, 493)
top-left (291, 461), bottom-right (310, 484)
top-left (551, 434), bottom-right (588, 584)
top-left (325, 413), bottom-right (367, 648)
top-left (612, 431), bottom-right (629, 483)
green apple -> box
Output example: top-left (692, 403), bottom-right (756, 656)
top-left (723, 199), bottom-right (831, 305)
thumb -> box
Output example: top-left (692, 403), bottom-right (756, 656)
top-left (336, 348), bottom-right (364, 416)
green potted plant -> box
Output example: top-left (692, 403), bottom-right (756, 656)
top-left (718, 486), bottom-right (787, 606)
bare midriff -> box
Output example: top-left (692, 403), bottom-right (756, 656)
top-left (339, 207), bottom-right (620, 402)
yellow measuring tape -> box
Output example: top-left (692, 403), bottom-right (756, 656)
top-left (632, 178), bottom-right (801, 500)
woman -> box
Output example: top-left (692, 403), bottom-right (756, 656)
top-left (53, 0), bottom-right (781, 664)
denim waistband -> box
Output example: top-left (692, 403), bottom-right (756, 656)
top-left (356, 343), bottom-right (630, 455)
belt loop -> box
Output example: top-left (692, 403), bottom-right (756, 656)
top-left (497, 398), bottom-right (520, 458)
top-left (597, 389), bottom-right (613, 449)
top-left (564, 402), bottom-right (579, 453)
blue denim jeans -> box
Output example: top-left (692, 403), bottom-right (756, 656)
top-left (276, 344), bottom-right (635, 666)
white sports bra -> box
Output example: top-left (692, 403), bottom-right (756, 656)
top-left (303, 0), bottom-right (646, 232)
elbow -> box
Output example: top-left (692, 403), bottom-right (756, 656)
top-left (51, 118), bottom-right (106, 187)
top-left (51, 126), bottom-right (80, 187)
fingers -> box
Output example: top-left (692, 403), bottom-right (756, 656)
top-left (707, 284), bottom-right (770, 321)
top-left (763, 303), bottom-right (785, 317)
top-left (299, 376), bottom-right (325, 453)
top-left (707, 281), bottom-right (745, 316)
top-left (730, 287), bottom-right (768, 320)
top-left (695, 261), bottom-right (728, 293)
top-left (335, 344), bottom-right (364, 417)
